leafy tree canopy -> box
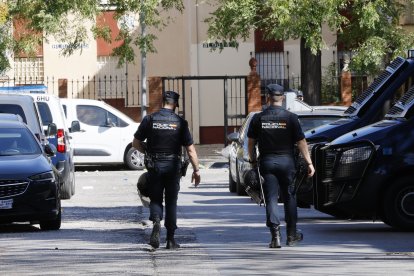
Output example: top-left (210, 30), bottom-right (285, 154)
top-left (0, 0), bottom-right (184, 73)
top-left (205, 0), bottom-right (414, 74)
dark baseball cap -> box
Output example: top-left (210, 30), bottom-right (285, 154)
top-left (265, 84), bottom-right (284, 96)
top-left (163, 91), bottom-right (180, 106)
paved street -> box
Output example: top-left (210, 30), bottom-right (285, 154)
top-left (0, 165), bottom-right (413, 275)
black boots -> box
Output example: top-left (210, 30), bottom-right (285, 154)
top-left (269, 226), bottom-right (281, 248)
top-left (149, 220), bottom-right (161, 249)
top-left (166, 231), bottom-right (180, 250)
top-left (286, 230), bottom-right (303, 247)
top-left (149, 220), bottom-right (180, 250)
top-left (268, 226), bottom-right (304, 248)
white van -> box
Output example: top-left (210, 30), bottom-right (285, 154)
top-left (60, 99), bottom-right (144, 170)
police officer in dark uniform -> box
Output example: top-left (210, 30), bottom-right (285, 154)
top-left (247, 84), bottom-right (314, 248)
top-left (132, 91), bottom-right (201, 250)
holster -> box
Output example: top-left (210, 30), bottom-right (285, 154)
top-left (144, 154), bottom-right (155, 171)
top-left (181, 158), bottom-right (190, 177)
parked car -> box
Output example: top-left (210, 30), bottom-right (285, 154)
top-left (60, 99), bottom-right (144, 170)
top-left (0, 86), bottom-right (75, 200)
top-left (0, 94), bottom-right (52, 145)
top-left (295, 108), bottom-right (346, 132)
top-left (0, 119), bottom-right (61, 230)
top-left (30, 94), bottom-right (75, 199)
top-left (0, 113), bottom-right (23, 122)
top-left (226, 108), bottom-right (344, 197)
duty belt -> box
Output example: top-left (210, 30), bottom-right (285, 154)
top-left (149, 153), bottom-right (180, 160)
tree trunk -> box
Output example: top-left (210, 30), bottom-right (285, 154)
top-left (300, 38), bottom-right (322, 105)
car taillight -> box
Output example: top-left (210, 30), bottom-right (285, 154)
top-left (57, 129), bottom-right (66, 153)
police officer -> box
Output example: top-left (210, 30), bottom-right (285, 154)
top-left (132, 90), bottom-right (201, 250)
top-left (247, 84), bottom-right (314, 248)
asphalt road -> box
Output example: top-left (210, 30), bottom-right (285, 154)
top-left (0, 167), bottom-right (413, 275)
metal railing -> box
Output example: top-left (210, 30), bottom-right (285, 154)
top-left (0, 75), bottom-right (142, 107)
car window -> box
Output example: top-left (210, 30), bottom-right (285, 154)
top-left (0, 128), bottom-right (41, 155)
top-left (76, 105), bottom-right (128, 127)
top-left (240, 113), bottom-right (256, 140)
top-left (0, 104), bottom-right (27, 123)
top-left (299, 117), bottom-right (340, 132)
top-left (36, 102), bottom-right (53, 126)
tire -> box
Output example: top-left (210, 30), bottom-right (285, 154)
top-left (382, 177), bottom-right (414, 231)
top-left (236, 166), bottom-right (247, 196)
top-left (40, 205), bottom-right (62, 231)
top-left (71, 170), bottom-right (76, 196)
top-left (125, 147), bottom-right (145, 170)
top-left (60, 180), bottom-right (72, 200)
top-left (229, 165), bottom-right (237, 193)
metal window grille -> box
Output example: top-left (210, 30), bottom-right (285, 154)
top-left (97, 56), bottom-right (127, 98)
top-left (14, 57), bottom-right (44, 84)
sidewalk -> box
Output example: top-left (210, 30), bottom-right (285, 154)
top-left (194, 144), bottom-right (228, 168)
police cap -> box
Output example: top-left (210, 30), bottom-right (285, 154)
top-left (163, 90), bottom-right (180, 107)
top-left (265, 84), bottom-right (284, 96)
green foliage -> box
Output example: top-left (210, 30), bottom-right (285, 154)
top-left (206, 0), bottom-right (414, 74)
top-left (0, 0), bottom-right (184, 72)
top-left (338, 0), bottom-right (414, 74)
top-left (109, 0), bottom-right (184, 67)
top-left (206, 0), bottom-right (346, 54)
top-left (321, 62), bottom-right (340, 103)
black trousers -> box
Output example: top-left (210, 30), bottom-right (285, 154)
top-left (259, 154), bottom-right (297, 231)
top-left (148, 157), bottom-right (181, 232)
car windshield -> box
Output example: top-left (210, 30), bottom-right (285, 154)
top-left (0, 128), bottom-right (41, 156)
top-left (299, 116), bottom-right (341, 132)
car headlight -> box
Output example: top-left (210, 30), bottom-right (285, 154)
top-left (29, 171), bottom-right (56, 182)
top-left (340, 146), bottom-right (372, 164)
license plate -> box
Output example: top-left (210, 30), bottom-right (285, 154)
top-left (0, 199), bottom-right (13, 209)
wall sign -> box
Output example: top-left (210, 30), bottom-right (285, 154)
top-left (202, 40), bottom-right (239, 50)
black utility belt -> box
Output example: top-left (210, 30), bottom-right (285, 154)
top-left (149, 153), bottom-right (180, 160)
top-left (260, 152), bottom-right (293, 157)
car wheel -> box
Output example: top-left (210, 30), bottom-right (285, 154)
top-left (229, 164), bottom-right (237, 193)
top-left (40, 206), bottom-right (62, 231)
top-left (60, 180), bottom-right (72, 200)
top-left (71, 170), bottom-right (76, 196)
top-left (382, 177), bottom-right (414, 231)
top-left (236, 165), bottom-right (247, 196)
top-left (125, 147), bottom-right (145, 170)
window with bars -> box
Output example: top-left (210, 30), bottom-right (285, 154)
top-left (14, 57), bottom-right (44, 84)
top-left (96, 55), bottom-right (127, 97)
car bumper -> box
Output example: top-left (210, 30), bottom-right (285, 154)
top-left (0, 182), bottom-right (59, 223)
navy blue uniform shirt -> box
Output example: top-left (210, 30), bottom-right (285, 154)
top-left (247, 106), bottom-right (304, 155)
top-left (134, 108), bottom-right (194, 151)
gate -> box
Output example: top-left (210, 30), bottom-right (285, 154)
top-left (162, 76), bottom-right (247, 145)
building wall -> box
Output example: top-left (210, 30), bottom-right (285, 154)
top-left (10, 2), bottom-right (338, 144)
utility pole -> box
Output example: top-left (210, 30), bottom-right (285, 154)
top-left (140, 0), bottom-right (147, 118)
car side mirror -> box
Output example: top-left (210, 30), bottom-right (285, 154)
top-left (44, 143), bottom-right (56, 157)
top-left (227, 132), bottom-right (239, 142)
top-left (105, 117), bottom-right (115, 127)
top-left (70, 121), bottom-right (81, 133)
top-left (46, 123), bottom-right (57, 136)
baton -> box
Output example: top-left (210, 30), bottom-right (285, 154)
top-left (256, 164), bottom-right (266, 207)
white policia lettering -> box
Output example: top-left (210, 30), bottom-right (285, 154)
top-left (153, 123), bottom-right (178, 130)
top-left (261, 122), bottom-right (287, 129)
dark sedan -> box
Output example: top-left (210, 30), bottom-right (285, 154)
top-left (227, 108), bottom-right (344, 196)
top-left (0, 120), bottom-right (61, 230)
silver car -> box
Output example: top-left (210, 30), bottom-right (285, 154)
top-left (227, 108), bottom-right (344, 196)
